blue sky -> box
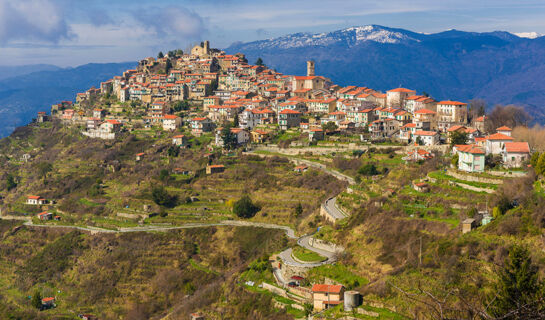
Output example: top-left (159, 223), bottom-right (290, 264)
top-left (2, 0), bottom-right (545, 66)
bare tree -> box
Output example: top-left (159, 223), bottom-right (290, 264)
top-left (469, 99), bottom-right (487, 123)
top-left (485, 105), bottom-right (532, 133)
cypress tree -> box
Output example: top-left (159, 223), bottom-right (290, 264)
top-left (491, 245), bottom-right (544, 318)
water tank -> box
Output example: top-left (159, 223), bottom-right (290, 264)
top-left (344, 290), bottom-right (361, 311)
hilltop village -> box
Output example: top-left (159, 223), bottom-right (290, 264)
top-left (1, 41), bottom-right (544, 320)
top-left (45, 41), bottom-right (530, 171)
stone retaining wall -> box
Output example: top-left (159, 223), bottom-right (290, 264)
top-left (116, 212), bottom-right (147, 220)
top-left (262, 282), bottom-right (286, 296)
top-left (320, 204), bottom-right (337, 223)
top-left (280, 262), bottom-right (311, 281)
top-left (308, 237), bottom-right (344, 253)
top-left (487, 170), bottom-right (528, 177)
top-left (454, 182), bottom-right (495, 194)
top-left (446, 169), bottom-right (503, 184)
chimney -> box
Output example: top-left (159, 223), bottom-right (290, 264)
top-left (307, 60), bottom-right (315, 76)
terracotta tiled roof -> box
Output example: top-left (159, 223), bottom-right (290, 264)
top-left (312, 284), bottom-right (343, 293)
top-left (414, 130), bottom-right (438, 136)
top-left (437, 100), bottom-right (467, 106)
top-left (415, 109), bottom-right (436, 114)
top-left (496, 126), bottom-right (512, 131)
top-left (486, 133), bottom-right (513, 141)
top-left (456, 144), bottom-right (485, 154)
top-left (388, 88), bottom-right (415, 93)
top-left (504, 142), bottom-right (530, 153)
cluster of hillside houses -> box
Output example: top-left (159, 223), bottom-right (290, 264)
top-left (40, 41), bottom-right (531, 171)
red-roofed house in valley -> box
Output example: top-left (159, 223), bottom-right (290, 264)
top-left (41, 297), bottom-right (56, 308)
top-left (278, 109), bottom-right (302, 130)
top-left (294, 165), bottom-right (308, 173)
top-left (37, 211), bottom-right (53, 221)
top-left (436, 101), bottom-right (468, 132)
top-left (190, 313), bottom-right (205, 320)
top-left (413, 182), bottom-right (430, 192)
top-left (215, 128), bottom-right (250, 146)
top-left (309, 128), bottom-right (324, 141)
top-left (502, 142), bottom-right (530, 168)
top-left (311, 284), bottom-right (344, 311)
top-left (172, 135), bottom-right (188, 147)
top-left (206, 164), bottom-right (225, 175)
top-left (190, 117), bottom-right (215, 136)
top-left (162, 115), bottom-right (181, 131)
top-left (27, 195), bottom-right (47, 205)
top-left (101, 119), bottom-right (122, 133)
top-left (250, 129), bottom-right (269, 143)
top-left (413, 130), bottom-right (440, 146)
top-left (485, 132), bottom-right (514, 155)
top-left (404, 148), bottom-right (434, 162)
top-left (455, 144), bottom-right (485, 172)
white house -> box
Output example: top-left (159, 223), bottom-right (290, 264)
top-left (238, 109), bottom-right (261, 129)
top-left (502, 142), bottom-right (530, 168)
top-left (162, 115), bottom-right (182, 131)
top-left (172, 135), bottom-right (188, 147)
top-left (27, 195), bottom-right (47, 205)
top-left (485, 132), bottom-right (514, 155)
top-left (413, 131), bottom-right (440, 146)
top-left (215, 128), bottom-right (250, 146)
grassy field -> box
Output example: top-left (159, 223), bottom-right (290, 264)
top-left (292, 245), bottom-right (326, 262)
top-left (308, 264), bottom-right (368, 290)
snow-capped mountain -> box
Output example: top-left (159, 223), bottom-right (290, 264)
top-left (226, 25), bottom-right (545, 123)
top-left (233, 25), bottom-right (422, 50)
top-left (514, 32), bottom-right (543, 39)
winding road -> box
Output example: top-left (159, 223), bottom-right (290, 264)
top-left (9, 219), bottom-right (297, 238)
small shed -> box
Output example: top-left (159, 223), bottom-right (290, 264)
top-left (206, 164), bottom-right (225, 175)
top-left (294, 165), bottom-right (308, 173)
top-left (462, 218), bottom-right (477, 234)
top-left (190, 313), bottom-right (205, 320)
top-left (136, 153), bottom-right (145, 161)
top-left (413, 182), bottom-right (430, 193)
top-left (42, 297), bottom-right (56, 307)
top-left (172, 135), bottom-right (188, 147)
top-left (37, 212), bottom-right (53, 221)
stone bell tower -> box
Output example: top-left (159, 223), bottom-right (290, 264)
top-left (307, 60), bottom-right (315, 76)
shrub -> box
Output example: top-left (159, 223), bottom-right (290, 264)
top-left (151, 186), bottom-right (178, 208)
top-left (451, 154), bottom-right (459, 166)
top-left (31, 290), bottom-right (42, 309)
top-left (358, 163), bottom-right (378, 176)
top-left (233, 195), bottom-right (260, 218)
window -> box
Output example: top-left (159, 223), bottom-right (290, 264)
top-left (511, 156), bottom-right (515, 161)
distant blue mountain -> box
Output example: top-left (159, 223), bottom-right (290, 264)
top-left (0, 62), bottom-right (136, 137)
top-left (226, 25), bottom-right (545, 123)
top-left (0, 64), bottom-right (62, 81)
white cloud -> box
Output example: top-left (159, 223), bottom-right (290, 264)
top-left (0, 0), bottom-right (71, 44)
top-left (132, 6), bottom-right (206, 40)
